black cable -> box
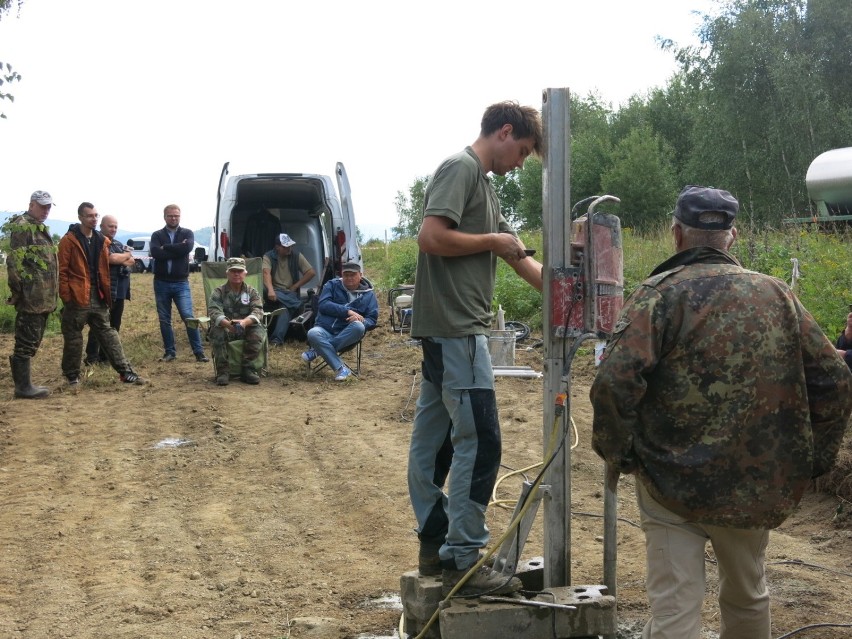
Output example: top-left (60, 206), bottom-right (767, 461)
top-left (774, 623), bottom-right (852, 638)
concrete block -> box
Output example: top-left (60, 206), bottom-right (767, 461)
top-left (400, 570), bottom-right (442, 639)
top-left (400, 560), bottom-right (553, 638)
top-left (439, 584), bottom-right (616, 639)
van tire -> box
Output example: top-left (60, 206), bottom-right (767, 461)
top-left (134, 259), bottom-right (146, 274)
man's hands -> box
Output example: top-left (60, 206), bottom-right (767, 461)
top-left (492, 233), bottom-right (527, 262)
top-left (346, 309), bottom-right (364, 323)
top-left (222, 318), bottom-right (250, 335)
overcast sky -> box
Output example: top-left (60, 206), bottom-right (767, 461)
top-left (0, 0), bottom-right (716, 238)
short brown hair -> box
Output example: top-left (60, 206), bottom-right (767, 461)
top-left (480, 101), bottom-right (543, 155)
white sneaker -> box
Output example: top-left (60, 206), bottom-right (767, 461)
top-left (301, 349), bottom-right (317, 363)
top-left (334, 366), bottom-right (352, 381)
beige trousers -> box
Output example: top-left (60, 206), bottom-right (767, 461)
top-left (636, 482), bottom-right (771, 639)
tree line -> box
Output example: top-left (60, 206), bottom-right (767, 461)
top-left (394, 0), bottom-right (852, 236)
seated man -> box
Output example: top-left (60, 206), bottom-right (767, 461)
top-left (262, 233), bottom-right (317, 346)
top-left (208, 257), bottom-right (266, 386)
top-left (302, 261), bottom-right (378, 381)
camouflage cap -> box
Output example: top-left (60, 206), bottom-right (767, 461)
top-left (674, 185), bottom-right (738, 230)
top-left (226, 257), bottom-right (247, 272)
top-left (30, 190), bottom-right (54, 206)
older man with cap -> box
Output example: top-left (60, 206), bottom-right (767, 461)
top-left (302, 261), bottom-right (378, 381)
top-left (590, 185), bottom-right (852, 639)
top-left (207, 257), bottom-right (266, 386)
top-left (5, 191), bottom-right (58, 398)
top-left (262, 232), bottom-right (317, 346)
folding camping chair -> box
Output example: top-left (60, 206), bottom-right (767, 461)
top-left (305, 277), bottom-right (375, 378)
top-left (186, 258), bottom-right (286, 377)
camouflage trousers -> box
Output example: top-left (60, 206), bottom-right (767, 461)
top-left (61, 289), bottom-right (131, 380)
top-left (209, 323), bottom-right (265, 374)
top-left (13, 311), bottom-right (51, 359)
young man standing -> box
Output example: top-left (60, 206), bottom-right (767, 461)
top-left (407, 101), bottom-right (544, 596)
top-left (58, 203), bottom-right (145, 386)
top-left (150, 204), bottom-right (209, 363)
top-left (6, 190), bottom-right (58, 399)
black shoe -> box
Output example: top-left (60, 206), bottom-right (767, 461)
top-left (120, 371), bottom-right (147, 385)
top-left (216, 373), bottom-right (230, 386)
top-left (195, 352), bottom-right (210, 363)
top-left (241, 369), bottom-right (260, 385)
top-left (160, 353), bottom-right (176, 362)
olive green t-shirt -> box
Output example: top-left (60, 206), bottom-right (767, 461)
top-left (261, 251), bottom-right (313, 289)
top-left (411, 147), bottom-right (515, 337)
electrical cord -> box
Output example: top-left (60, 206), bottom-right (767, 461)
top-left (400, 369), bottom-right (418, 422)
top-left (490, 416), bottom-right (579, 510)
top-left (774, 623), bottom-right (852, 638)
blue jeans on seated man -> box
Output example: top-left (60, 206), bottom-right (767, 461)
top-left (154, 279), bottom-right (204, 357)
top-left (306, 322), bottom-right (365, 372)
top-left (269, 288), bottom-right (303, 344)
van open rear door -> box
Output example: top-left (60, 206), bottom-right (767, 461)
top-left (335, 162), bottom-right (362, 266)
top-left (214, 162), bottom-right (230, 260)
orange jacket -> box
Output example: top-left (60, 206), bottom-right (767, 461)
top-left (58, 226), bottom-right (113, 307)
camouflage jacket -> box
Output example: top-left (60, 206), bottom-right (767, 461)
top-left (6, 213), bottom-right (58, 314)
top-left (208, 282), bottom-right (264, 326)
top-left (590, 246), bottom-right (852, 529)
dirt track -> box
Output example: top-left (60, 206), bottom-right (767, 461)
top-left (0, 272), bottom-right (850, 639)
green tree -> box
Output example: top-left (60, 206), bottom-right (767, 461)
top-left (0, 0), bottom-right (22, 120)
top-left (600, 127), bottom-right (678, 230)
top-left (569, 94), bottom-right (615, 206)
top-left (392, 176), bottom-right (428, 239)
top-left (491, 172), bottom-right (522, 225)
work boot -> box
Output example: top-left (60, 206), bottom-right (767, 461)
top-left (9, 356), bottom-right (50, 399)
top-left (441, 564), bottom-right (522, 598)
top-left (216, 372), bottom-right (230, 386)
top-left (418, 541), bottom-right (442, 577)
top-left (241, 368), bottom-right (260, 385)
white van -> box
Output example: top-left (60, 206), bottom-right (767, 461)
top-left (205, 162), bottom-right (362, 297)
top-left (126, 236), bottom-right (153, 273)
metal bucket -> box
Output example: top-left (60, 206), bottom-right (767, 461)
top-left (489, 329), bottom-right (516, 367)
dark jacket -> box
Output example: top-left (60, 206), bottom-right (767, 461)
top-left (314, 277), bottom-right (378, 335)
top-left (150, 226), bottom-right (194, 282)
top-left (835, 332), bottom-right (852, 371)
top-left (108, 238), bottom-right (131, 301)
top-left (590, 246), bottom-right (852, 529)
top-left (58, 224), bottom-right (112, 307)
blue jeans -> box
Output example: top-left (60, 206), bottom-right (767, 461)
top-left (306, 322), bottom-right (365, 372)
top-left (154, 279), bottom-right (204, 356)
top-left (408, 335), bottom-right (499, 571)
top-left (269, 289), bottom-right (302, 344)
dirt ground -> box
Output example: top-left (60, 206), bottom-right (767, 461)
top-left (0, 272), bottom-right (850, 639)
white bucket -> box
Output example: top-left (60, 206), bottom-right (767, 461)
top-left (489, 329), bottom-right (515, 367)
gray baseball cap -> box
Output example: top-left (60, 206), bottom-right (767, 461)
top-left (30, 190), bottom-right (54, 206)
